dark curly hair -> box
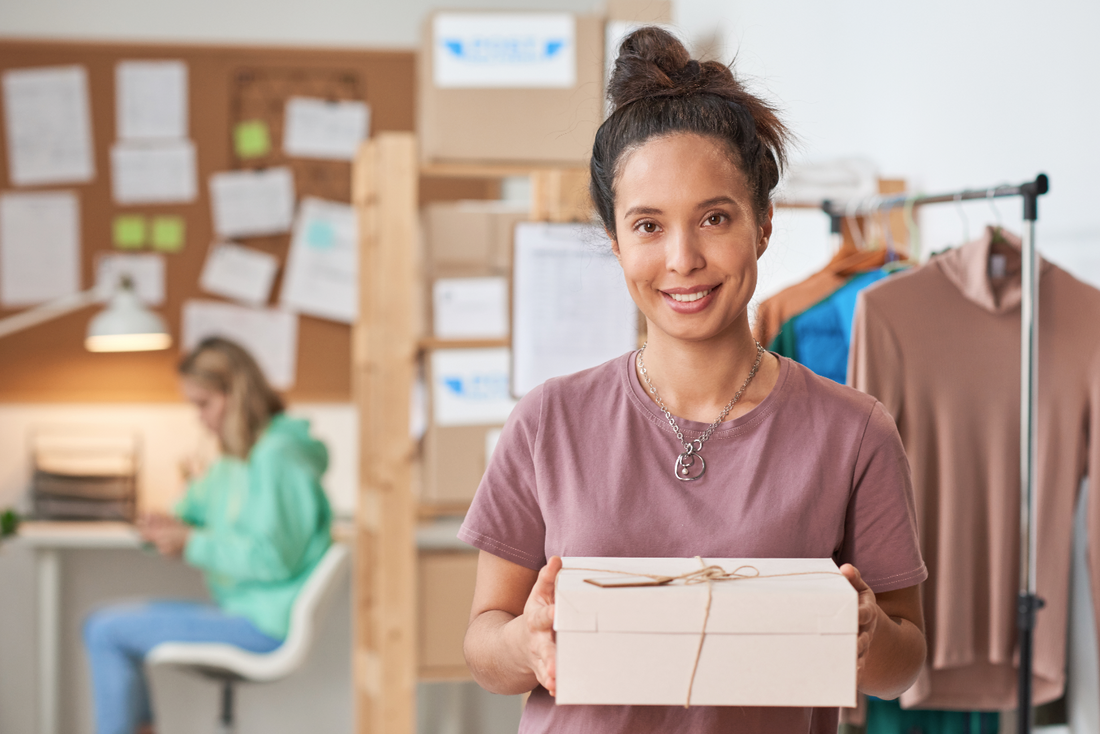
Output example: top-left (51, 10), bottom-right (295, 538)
top-left (590, 27), bottom-right (791, 237)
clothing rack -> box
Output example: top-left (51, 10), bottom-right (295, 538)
top-left (827, 174), bottom-right (1050, 733)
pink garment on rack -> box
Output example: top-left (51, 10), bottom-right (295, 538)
top-left (849, 226), bottom-right (1100, 709)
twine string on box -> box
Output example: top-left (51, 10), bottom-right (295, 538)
top-left (563, 557), bottom-right (844, 707)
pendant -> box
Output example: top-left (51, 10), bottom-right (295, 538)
top-left (674, 448), bottom-right (706, 482)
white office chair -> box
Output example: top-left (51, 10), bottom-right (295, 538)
top-left (147, 543), bottom-right (350, 733)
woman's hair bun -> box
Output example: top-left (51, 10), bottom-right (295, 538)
top-left (608, 27), bottom-right (735, 112)
top-left (591, 26), bottom-right (791, 235)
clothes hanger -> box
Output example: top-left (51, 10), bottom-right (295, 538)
top-left (903, 195), bottom-right (921, 262)
top-left (954, 192), bottom-right (971, 244)
top-left (832, 196), bottom-right (889, 276)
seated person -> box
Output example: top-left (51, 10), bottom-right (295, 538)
top-left (83, 336), bottom-right (332, 734)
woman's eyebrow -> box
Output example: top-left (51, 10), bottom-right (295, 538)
top-left (696, 196), bottom-right (736, 209)
top-left (622, 205), bottom-right (662, 218)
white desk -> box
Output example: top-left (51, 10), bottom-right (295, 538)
top-left (15, 521), bottom-right (142, 734)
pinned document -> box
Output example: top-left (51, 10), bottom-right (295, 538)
top-left (283, 97), bottom-right (370, 161)
top-left (182, 300), bottom-right (298, 390)
top-left (113, 215), bottom-right (147, 249)
top-left (96, 253), bottom-right (165, 305)
top-left (2, 65), bottom-right (96, 186)
top-left (199, 242), bottom-right (279, 307)
top-left (433, 13), bottom-right (576, 88)
top-left (234, 120), bottom-right (271, 159)
top-left (279, 198), bottom-right (357, 323)
top-left (512, 223), bottom-right (637, 396)
top-left (431, 348), bottom-right (517, 427)
top-left (111, 141), bottom-right (198, 204)
top-left (209, 167), bottom-right (295, 239)
top-left (151, 216), bottom-right (185, 252)
top-left (115, 60), bottom-right (188, 140)
top-left (0, 191), bottom-right (81, 306)
top-left (433, 277), bottom-right (509, 339)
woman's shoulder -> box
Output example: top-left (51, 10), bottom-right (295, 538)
top-left (778, 356), bottom-right (882, 426)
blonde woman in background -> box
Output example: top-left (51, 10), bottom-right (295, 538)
top-left (83, 337), bottom-right (332, 734)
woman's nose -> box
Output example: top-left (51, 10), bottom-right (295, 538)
top-left (666, 228), bottom-right (706, 275)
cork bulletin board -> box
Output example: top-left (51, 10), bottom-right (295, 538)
top-left (0, 40), bottom-right (488, 404)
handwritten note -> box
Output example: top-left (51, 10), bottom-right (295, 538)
top-left (2, 66), bottom-right (95, 186)
top-left (96, 253), bottom-right (165, 305)
top-left (283, 97), bottom-right (370, 161)
top-left (199, 242), bottom-right (279, 306)
top-left (209, 167), bottom-right (295, 239)
top-left (0, 191), bottom-right (81, 306)
top-left (115, 60), bottom-right (188, 140)
top-left (111, 141), bottom-right (197, 204)
top-left (279, 198), bottom-right (358, 323)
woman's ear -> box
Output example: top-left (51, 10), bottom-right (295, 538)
top-left (607, 228), bottom-right (621, 260)
top-left (757, 204), bottom-right (774, 259)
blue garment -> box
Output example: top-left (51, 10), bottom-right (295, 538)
top-left (83, 601), bottom-right (282, 734)
top-left (790, 269), bottom-right (890, 383)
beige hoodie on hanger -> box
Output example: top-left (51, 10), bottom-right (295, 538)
top-left (849, 226), bottom-right (1100, 710)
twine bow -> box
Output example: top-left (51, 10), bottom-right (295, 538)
top-left (565, 558), bottom-right (842, 707)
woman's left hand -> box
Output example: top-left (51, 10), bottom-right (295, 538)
top-left (137, 514), bottom-right (191, 558)
top-left (839, 563), bottom-right (879, 684)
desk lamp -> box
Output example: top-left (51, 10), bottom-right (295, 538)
top-left (0, 276), bottom-right (172, 351)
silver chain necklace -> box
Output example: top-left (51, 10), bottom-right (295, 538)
top-left (637, 341), bottom-right (765, 482)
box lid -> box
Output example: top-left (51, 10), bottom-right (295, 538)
top-left (555, 557), bottom-right (857, 635)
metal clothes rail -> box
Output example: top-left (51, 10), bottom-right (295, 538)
top-left (830, 174), bottom-right (1050, 734)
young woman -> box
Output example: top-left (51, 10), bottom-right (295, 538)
top-left (459, 28), bottom-right (927, 733)
top-left (83, 337), bottom-right (332, 734)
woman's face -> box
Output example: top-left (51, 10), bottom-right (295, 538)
top-left (611, 133), bottom-right (771, 345)
top-left (180, 378), bottom-right (228, 437)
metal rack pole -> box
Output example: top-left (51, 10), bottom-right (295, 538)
top-left (1017, 174), bottom-right (1048, 734)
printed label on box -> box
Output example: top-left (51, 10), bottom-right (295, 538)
top-left (431, 348), bottom-right (517, 427)
top-left (433, 13), bottom-right (577, 89)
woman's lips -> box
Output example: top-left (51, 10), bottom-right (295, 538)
top-left (661, 284), bottom-right (720, 314)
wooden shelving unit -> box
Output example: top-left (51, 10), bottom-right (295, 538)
top-left (351, 132), bottom-right (591, 734)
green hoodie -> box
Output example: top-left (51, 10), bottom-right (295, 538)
top-left (176, 414), bottom-right (332, 640)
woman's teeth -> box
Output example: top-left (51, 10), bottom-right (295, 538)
top-left (668, 289), bottom-right (712, 303)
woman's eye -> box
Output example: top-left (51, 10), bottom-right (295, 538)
top-left (705, 213), bottom-right (726, 226)
top-left (637, 221), bottom-right (658, 234)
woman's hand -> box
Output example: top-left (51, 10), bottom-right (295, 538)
top-left (137, 513), bottom-right (192, 558)
top-left (839, 563), bottom-right (879, 685)
top-left (522, 556), bottom-right (562, 695)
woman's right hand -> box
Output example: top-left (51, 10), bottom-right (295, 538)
top-left (522, 556), bottom-right (562, 696)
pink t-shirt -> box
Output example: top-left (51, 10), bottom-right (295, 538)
top-left (459, 352), bottom-right (927, 734)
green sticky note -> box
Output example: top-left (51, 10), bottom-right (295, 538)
top-left (151, 216), bottom-right (185, 252)
top-left (234, 120), bottom-right (271, 159)
top-left (113, 215), bottom-right (147, 249)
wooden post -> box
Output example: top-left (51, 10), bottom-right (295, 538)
top-left (530, 168), bottom-right (592, 223)
top-left (352, 132), bottom-right (419, 734)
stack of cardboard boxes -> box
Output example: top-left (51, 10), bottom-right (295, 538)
top-left (413, 1), bottom-right (670, 679)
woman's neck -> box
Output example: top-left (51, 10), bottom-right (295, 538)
top-left (637, 319), bottom-right (779, 424)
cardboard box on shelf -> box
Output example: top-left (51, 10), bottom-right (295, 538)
top-left (421, 423), bottom-right (503, 505)
top-left (422, 201), bottom-right (528, 276)
top-left (554, 557), bottom-right (857, 707)
top-left (419, 550), bottom-right (479, 677)
top-left (419, 12), bottom-right (604, 165)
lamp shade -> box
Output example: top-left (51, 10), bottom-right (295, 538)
top-left (85, 281), bottom-right (172, 352)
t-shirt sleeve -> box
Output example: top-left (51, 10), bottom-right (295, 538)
top-left (458, 383), bottom-right (547, 571)
top-left (839, 400), bottom-right (927, 593)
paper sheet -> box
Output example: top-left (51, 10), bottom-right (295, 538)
top-left (0, 191), bottom-right (81, 306)
top-left (512, 223), bottom-right (637, 396)
top-left (111, 141), bottom-right (197, 204)
top-left (2, 65), bottom-right (95, 186)
top-left (199, 242), bottom-right (279, 307)
top-left (431, 348), bottom-right (517, 427)
top-left (279, 197), bottom-right (358, 323)
top-left (209, 167), bottom-right (295, 239)
top-left (433, 13), bottom-right (576, 88)
top-left (181, 300), bottom-right (298, 390)
top-left (95, 253), bottom-right (165, 305)
top-left (433, 276), bottom-right (509, 339)
top-left (283, 97), bottom-right (370, 161)
top-left (115, 60), bottom-right (188, 140)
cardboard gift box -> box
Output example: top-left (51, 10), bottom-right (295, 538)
top-left (554, 557), bottom-right (857, 707)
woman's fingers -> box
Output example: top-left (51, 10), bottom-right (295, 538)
top-left (525, 557), bottom-right (563, 694)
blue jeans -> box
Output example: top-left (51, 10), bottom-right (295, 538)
top-left (83, 601), bottom-right (282, 734)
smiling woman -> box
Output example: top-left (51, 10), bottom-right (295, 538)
top-left (458, 27), bottom-right (929, 734)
